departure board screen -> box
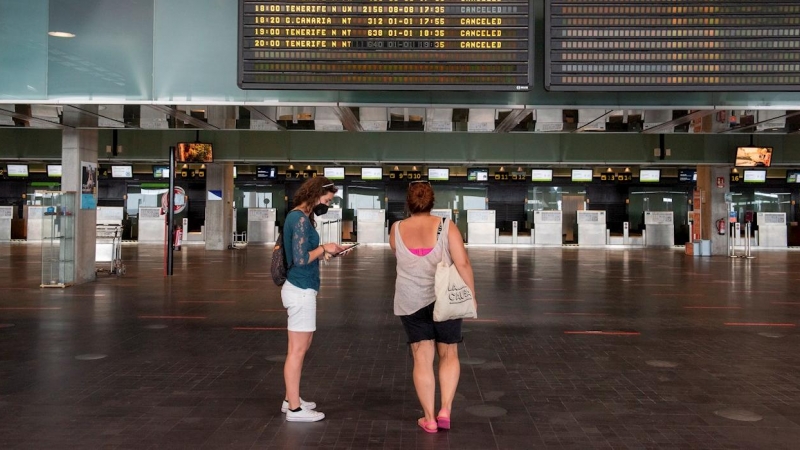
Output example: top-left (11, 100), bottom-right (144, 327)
top-left (238, 0), bottom-right (533, 90)
top-left (546, 0), bottom-right (800, 91)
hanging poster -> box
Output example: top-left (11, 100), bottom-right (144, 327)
top-left (81, 161), bottom-right (97, 210)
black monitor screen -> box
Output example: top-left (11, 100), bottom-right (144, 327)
top-left (467, 168), bottom-right (488, 181)
top-left (153, 165), bottom-right (170, 179)
top-left (256, 165), bottom-right (277, 179)
top-left (678, 169), bottom-right (697, 183)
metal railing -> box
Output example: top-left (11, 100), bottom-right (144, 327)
top-left (728, 222), bottom-right (755, 259)
top-left (319, 219), bottom-right (342, 245)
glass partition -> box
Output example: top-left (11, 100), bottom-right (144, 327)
top-left (730, 190), bottom-right (793, 223)
top-left (628, 189), bottom-right (690, 242)
top-left (234, 184), bottom-right (287, 233)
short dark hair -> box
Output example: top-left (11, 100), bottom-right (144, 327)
top-left (406, 182), bottom-right (434, 214)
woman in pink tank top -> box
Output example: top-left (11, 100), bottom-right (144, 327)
top-left (389, 181), bottom-right (477, 433)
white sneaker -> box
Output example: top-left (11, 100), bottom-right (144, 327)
top-left (281, 398), bottom-right (317, 413)
top-left (286, 407), bottom-right (325, 422)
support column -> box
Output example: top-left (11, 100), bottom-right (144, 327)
top-left (697, 165), bottom-right (731, 256)
top-left (61, 106), bottom-right (98, 284)
top-left (204, 162), bottom-right (234, 250)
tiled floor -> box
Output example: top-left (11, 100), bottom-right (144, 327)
top-left (1, 243), bottom-right (800, 449)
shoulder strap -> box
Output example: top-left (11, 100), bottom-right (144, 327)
top-left (436, 217), bottom-right (446, 238)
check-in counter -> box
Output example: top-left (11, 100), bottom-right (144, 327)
top-left (356, 208), bottom-right (386, 243)
top-left (533, 210), bottom-right (562, 245)
top-left (467, 210), bottom-right (495, 244)
top-left (0, 206), bottom-right (12, 241)
top-left (247, 208), bottom-right (276, 243)
top-left (577, 210), bottom-right (606, 246)
top-left (430, 209), bottom-right (453, 220)
top-left (97, 206), bottom-right (124, 226)
top-left (317, 208), bottom-right (343, 244)
top-left (644, 211), bottom-right (674, 247)
top-left (757, 212), bottom-right (787, 248)
top-left (138, 207), bottom-right (164, 243)
top-left (25, 206), bottom-right (50, 241)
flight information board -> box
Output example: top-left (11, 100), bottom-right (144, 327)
top-left (546, 0), bottom-right (800, 91)
top-left (238, 0), bottom-right (533, 90)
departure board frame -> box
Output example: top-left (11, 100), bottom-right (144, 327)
top-left (237, 0), bottom-right (534, 91)
top-left (545, 0), bottom-right (800, 92)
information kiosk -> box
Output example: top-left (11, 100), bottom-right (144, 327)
top-left (356, 208), bottom-right (386, 243)
top-left (0, 206), bottom-right (12, 241)
top-left (577, 211), bottom-right (607, 246)
top-left (533, 210), bottom-right (562, 245)
top-left (756, 212), bottom-right (787, 248)
top-left (644, 211), bottom-right (674, 247)
top-left (138, 207), bottom-right (164, 243)
top-left (467, 210), bottom-right (495, 244)
top-left (247, 208), bottom-right (277, 243)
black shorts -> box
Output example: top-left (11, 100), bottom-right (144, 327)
top-left (400, 302), bottom-right (463, 344)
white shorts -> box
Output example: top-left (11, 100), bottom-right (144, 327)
top-left (281, 281), bottom-right (318, 332)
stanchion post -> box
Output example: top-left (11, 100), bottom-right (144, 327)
top-left (166, 146), bottom-right (175, 276)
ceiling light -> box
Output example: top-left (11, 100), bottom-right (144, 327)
top-left (624, 167), bottom-right (631, 173)
top-left (499, 166), bottom-right (505, 172)
top-left (288, 164), bottom-right (295, 170)
top-left (48, 31), bottom-right (75, 38)
top-left (517, 167), bottom-right (523, 172)
top-left (305, 165), bottom-right (312, 170)
top-left (607, 167), bottom-right (613, 173)
top-left (393, 166), bottom-right (399, 171)
top-left (412, 166), bottom-right (418, 171)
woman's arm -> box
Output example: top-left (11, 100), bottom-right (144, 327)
top-left (447, 221), bottom-right (476, 306)
top-left (389, 221), bottom-right (397, 252)
top-left (290, 215), bottom-right (327, 265)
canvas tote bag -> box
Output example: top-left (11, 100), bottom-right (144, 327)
top-left (433, 218), bottom-right (477, 322)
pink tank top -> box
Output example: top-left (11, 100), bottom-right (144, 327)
top-left (408, 247), bottom-right (433, 256)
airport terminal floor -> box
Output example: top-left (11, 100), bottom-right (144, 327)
top-left (2, 243), bottom-right (800, 449)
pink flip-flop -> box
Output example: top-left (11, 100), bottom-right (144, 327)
top-left (436, 416), bottom-right (451, 430)
top-left (418, 418), bottom-right (438, 433)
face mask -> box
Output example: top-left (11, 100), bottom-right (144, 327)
top-left (313, 203), bottom-right (329, 216)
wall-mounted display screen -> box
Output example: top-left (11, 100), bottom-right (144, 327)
top-left (743, 170), bottom-right (767, 183)
top-left (639, 169), bottom-right (661, 183)
top-left (467, 168), bottom-right (488, 182)
top-left (428, 168), bottom-right (449, 181)
top-left (256, 165), bottom-right (277, 179)
top-left (787, 170), bottom-right (800, 183)
top-left (546, 1), bottom-right (800, 91)
top-left (237, 0), bottom-right (533, 91)
top-left (678, 169), bottom-right (697, 183)
top-left (735, 146), bottom-right (772, 167)
top-left (111, 166), bottom-right (133, 179)
top-left (175, 142), bottom-right (214, 163)
top-left (153, 165), bottom-right (170, 179)
top-left (46, 165), bottom-right (62, 177)
top-left (7, 164), bottom-right (28, 177)
top-left (324, 167), bottom-right (345, 180)
top-left (531, 169), bottom-right (553, 182)
top-left (571, 169), bottom-right (592, 182)
top-left (361, 167), bottom-right (382, 181)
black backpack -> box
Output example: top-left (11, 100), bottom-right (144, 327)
top-left (271, 228), bottom-right (292, 286)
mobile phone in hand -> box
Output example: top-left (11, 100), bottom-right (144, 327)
top-left (332, 243), bottom-right (360, 257)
